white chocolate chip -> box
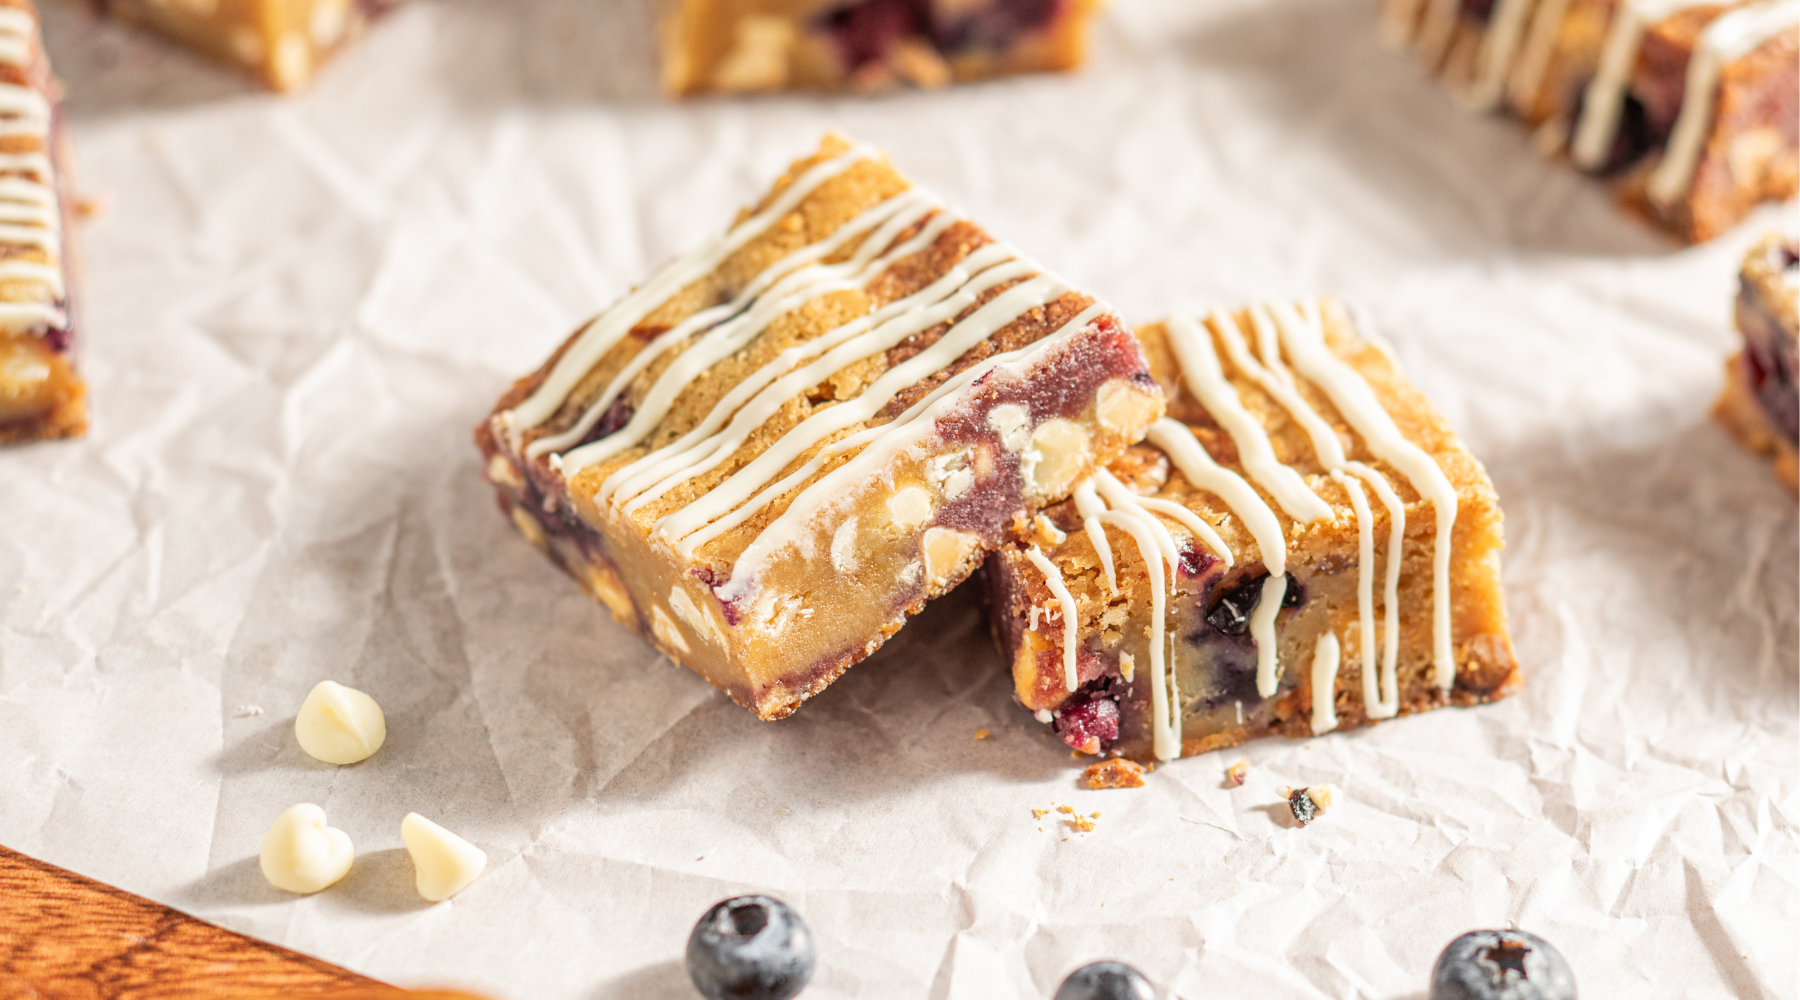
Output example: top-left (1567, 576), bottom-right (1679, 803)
top-left (830, 516), bottom-right (861, 574)
top-left (309, 0), bottom-right (351, 47)
top-left (1024, 419), bottom-right (1092, 499)
top-left (294, 680), bottom-right (386, 765)
top-left (921, 526), bottom-right (979, 586)
top-left (486, 453), bottom-right (522, 489)
top-left (650, 604), bottom-right (690, 654)
top-left (986, 404), bottom-right (1030, 453)
top-left (259, 804), bottom-right (353, 894)
top-left (270, 33), bottom-right (311, 90)
top-left (670, 586), bottom-right (726, 649)
top-left (1306, 783), bottom-right (1338, 812)
top-left (509, 505), bottom-right (546, 550)
top-left (1095, 378), bottom-right (1158, 434)
top-left (886, 486), bottom-right (931, 531)
top-left (400, 812), bottom-right (486, 902)
top-left (1118, 651), bottom-right (1135, 682)
top-left (927, 450), bottom-right (974, 501)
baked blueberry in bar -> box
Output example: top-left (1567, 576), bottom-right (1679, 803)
top-left (1387, 0), bottom-right (1797, 242)
top-left (1716, 233), bottom-right (1798, 488)
top-left (980, 301), bottom-right (1518, 763)
top-left (0, 0), bottom-right (83, 446)
top-left (92, 0), bottom-right (406, 91)
top-left (476, 135), bottom-right (1163, 720)
top-left (657, 0), bottom-right (1101, 95)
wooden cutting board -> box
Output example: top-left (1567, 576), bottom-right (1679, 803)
top-left (0, 845), bottom-right (485, 1000)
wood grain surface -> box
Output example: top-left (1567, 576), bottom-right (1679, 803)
top-left (0, 845), bottom-right (487, 1000)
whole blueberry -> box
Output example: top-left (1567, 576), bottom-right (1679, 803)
top-left (685, 895), bottom-right (815, 1000)
top-left (1053, 960), bottom-right (1159, 1000)
top-left (1430, 929), bottom-right (1577, 1000)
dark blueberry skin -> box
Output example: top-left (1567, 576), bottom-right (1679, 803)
top-left (1054, 960), bottom-right (1159, 1000)
top-left (686, 895), bottom-right (816, 1000)
top-left (1431, 930), bottom-right (1577, 1000)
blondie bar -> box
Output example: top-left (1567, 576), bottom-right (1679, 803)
top-left (1716, 233), bottom-right (1798, 488)
top-left (1387, 0), bottom-right (1798, 242)
top-left (95, 0), bottom-right (406, 91)
top-left (981, 301), bottom-right (1518, 762)
top-left (0, 0), bottom-right (82, 445)
top-left (477, 135), bottom-right (1163, 721)
top-left (657, 0), bottom-right (1101, 95)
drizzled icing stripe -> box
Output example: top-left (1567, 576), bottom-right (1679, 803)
top-left (1570, 0), bottom-right (1721, 171)
top-left (1645, 0), bottom-right (1800, 205)
top-left (1329, 469), bottom-right (1376, 709)
top-left (1269, 301), bottom-right (1458, 689)
top-left (1347, 460), bottom-right (1405, 718)
top-left (535, 187), bottom-right (946, 463)
top-left (1095, 497), bottom-right (1180, 761)
top-left (503, 143), bottom-right (877, 433)
top-left (713, 303), bottom-right (1110, 604)
top-left (657, 273), bottom-right (1070, 552)
top-left (1469, 0), bottom-right (1543, 110)
top-left (1509, 0), bottom-right (1573, 111)
top-left (1072, 479), bottom-right (1117, 594)
top-left (0, 11), bottom-right (63, 339)
top-left (1025, 545), bottom-right (1080, 693)
top-left (611, 247), bottom-right (1029, 515)
top-left (1165, 314), bottom-right (1334, 523)
top-left (1230, 307), bottom-right (1347, 468)
top-left (1145, 418), bottom-right (1290, 699)
top-left (600, 239), bottom-right (1013, 509)
top-left (1309, 632), bottom-right (1342, 735)
top-left (0, 7), bottom-right (34, 68)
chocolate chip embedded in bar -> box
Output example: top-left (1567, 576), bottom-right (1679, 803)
top-left (95, 0), bottom-right (407, 91)
top-left (658, 0), bottom-right (1103, 96)
top-left (476, 134), bottom-right (1163, 721)
top-left (981, 301), bottom-right (1519, 763)
top-left (0, 0), bottom-right (84, 446)
top-left (1715, 233), bottom-right (1799, 489)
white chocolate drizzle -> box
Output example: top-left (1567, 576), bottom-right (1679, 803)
top-left (1309, 631), bottom-right (1342, 735)
top-left (502, 143), bottom-right (877, 434)
top-left (1045, 301), bottom-right (1450, 759)
top-left (1165, 314), bottom-right (1334, 524)
top-left (1268, 301), bottom-right (1458, 689)
top-left (0, 7), bottom-right (63, 338)
top-left (1569, 0), bottom-right (1722, 172)
top-left (659, 273), bottom-right (1070, 554)
top-left (1469, 0), bottom-right (1543, 110)
top-left (1509, 0), bottom-right (1574, 112)
top-left (536, 187), bottom-right (950, 465)
top-left (1025, 544), bottom-right (1081, 693)
top-left (1645, 0), bottom-right (1799, 205)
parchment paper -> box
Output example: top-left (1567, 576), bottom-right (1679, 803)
top-left (3, 0), bottom-right (1795, 996)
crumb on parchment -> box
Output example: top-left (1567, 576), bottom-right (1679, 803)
top-left (1225, 756), bottom-right (1248, 786)
top-left (1082, 758), bottom-right (1146, 789)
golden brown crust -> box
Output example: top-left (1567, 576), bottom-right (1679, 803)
top-left (95, 0), bottom-right (405, 91)
top-left (658, 0), bottom-right (1102, 96)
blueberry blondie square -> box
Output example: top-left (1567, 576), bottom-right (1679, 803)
top-left (477, 135), bottom-right (1163, 720)
top-left (1387, 0), bottom-right (1798, 242)
top-left (1716, 233), bottom-right (1798, 488)
top-left (657, 0), bottom-right (1101, 95)
top-left (0, 0), bottom-right (83, 445)
top-left (94, 0), bottom-right (406, 91)
top-left (981, 301), bottom-right (1518, 762)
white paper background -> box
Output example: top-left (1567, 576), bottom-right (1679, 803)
top-left (2, 0), bottom-right (1795, 996)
